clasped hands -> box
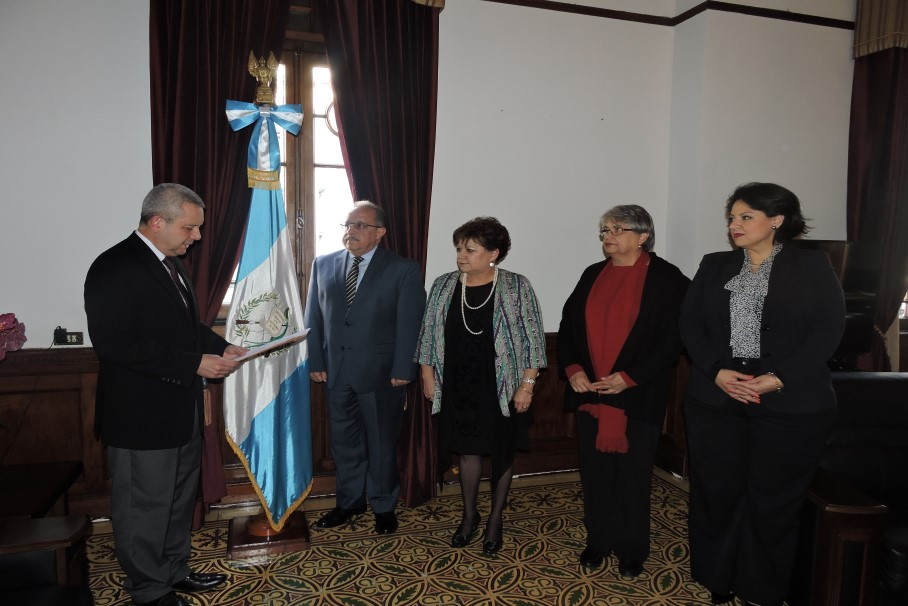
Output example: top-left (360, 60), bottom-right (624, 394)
top-left (568, 371), bottom-right (628, 395)
top-left (715, 369), bottom-right (782, 404)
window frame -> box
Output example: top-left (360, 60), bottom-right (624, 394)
top-left (283, 49), bottom-right (319, 307)
top-left (285, 49), bottom-right (350, 308)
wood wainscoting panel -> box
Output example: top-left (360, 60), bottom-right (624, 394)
top-left (0, 338), bottom-right (690, 515)
top-left (655, 354), bottom-right (691, 478)
top-left (0, 373), bottom-right (85, 463)
top-left (513, 333), bottom-right (577, 475)
top-left (0, 348), bottom-right (104, 515)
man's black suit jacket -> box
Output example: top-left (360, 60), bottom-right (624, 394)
top-left (557, 254), bottom-right (690, 426)
top-left (680, 245), bottom-right (845, 414)
top-left (85, 233), bottom-right (229, 450)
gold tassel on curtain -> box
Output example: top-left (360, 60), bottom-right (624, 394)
top-left (853, 0), bottom-right (908, 58)
top-left (411, 0), bottom-right (445, 8)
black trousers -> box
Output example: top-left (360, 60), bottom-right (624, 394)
top-left (684, 395), bottom-right (834, 606)
top-left (576, 411), bottom-right (661, 562)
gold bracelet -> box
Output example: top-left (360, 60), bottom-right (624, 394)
top-left (766, 372), bottom-right (783, 392)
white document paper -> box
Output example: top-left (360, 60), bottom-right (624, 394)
top-left (234, 329), bottom-right (309, 363)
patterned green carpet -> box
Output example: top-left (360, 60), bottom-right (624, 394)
top-left (88, 473), bottom-right (717, 605)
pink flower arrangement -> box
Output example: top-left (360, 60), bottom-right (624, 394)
top-left (0, 313), bottom-right (27, 361)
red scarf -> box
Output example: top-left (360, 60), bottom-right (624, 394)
top-left (578, 251), bottom-right (649, 453)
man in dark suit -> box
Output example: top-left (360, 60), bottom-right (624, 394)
top-left (85, 183), bottom-right (246, 606)
top-left (305, 201), bottom-right (425, 535)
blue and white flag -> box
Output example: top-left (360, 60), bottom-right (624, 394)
top-left (224, 100), bottom-right (311, 531)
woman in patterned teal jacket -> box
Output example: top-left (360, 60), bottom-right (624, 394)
top-left (416, 217), bottom-right (546, 556)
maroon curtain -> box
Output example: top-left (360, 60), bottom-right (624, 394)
top-left (318, 0), bottom-right (441, 505)
top-left (846, 48), bottom-right (908, 371)
top-left (149, 0), bottom-right (291, 514)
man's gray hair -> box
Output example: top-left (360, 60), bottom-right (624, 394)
top-left (353, 200), bottom-right (387, 228)
top-left (140, 183), bottom-right (205, 225)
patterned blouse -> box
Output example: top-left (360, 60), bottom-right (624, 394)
top-left (415, 269), bottom-right (547, 417)
top-left (725, 243), bottom-right (783, 358)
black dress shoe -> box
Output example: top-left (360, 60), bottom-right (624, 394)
top-left (314, 504), bottom-right (367, 528)
top-left (374, 511), bottom-right (399, 534)
top-left (710, 591), bottom-right (736, 605)
top-left (172, 571), bottom-right (227, 593)
top-left (451, 513), bottom-right (481, 548)
top-left (617, 558), bottom-right (644, 578)
top-left (579, 544), bottom-right (604, 568)
top-left (133, 592), bottom-right (191, 606)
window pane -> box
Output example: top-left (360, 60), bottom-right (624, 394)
top-left (312, 67), bottom-right (333, 114)
top-left (314, 166), bottom-right (353, 257)
top-left (276, 64), bottom-right (288, 191)
top-left (276, 64), bottom-right (287, 105)
top-left (314, 113), bottom-right (344, 165)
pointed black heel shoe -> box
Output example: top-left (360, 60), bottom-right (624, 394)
top-left (482, 525), bottom-right (503, 556)
top-left (482, 535), bottom-right (503, 556)
top-left (451, 512), bottom-right (481, 548)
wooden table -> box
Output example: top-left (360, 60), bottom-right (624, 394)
top-left (0, 460), bottom-right (84, 519)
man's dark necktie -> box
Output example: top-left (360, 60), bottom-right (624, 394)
top-left (345, 256), bottom-right (363, 306)
top-left (163, 256), bottom-right (190, 309)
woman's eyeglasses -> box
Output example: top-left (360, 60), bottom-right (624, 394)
top-left (599, 226), bottom-right (638, 237)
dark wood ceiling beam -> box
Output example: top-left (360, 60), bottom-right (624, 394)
top-left (480, 0), bottom-right (854, 30)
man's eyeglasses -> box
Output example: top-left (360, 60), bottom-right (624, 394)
top-left (599, 226), bottom-right (638, 237)
top-left (341, 221), bottom-right (382, 231)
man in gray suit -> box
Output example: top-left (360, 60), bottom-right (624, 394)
top-left (305, 201), bottom-right (426, 534)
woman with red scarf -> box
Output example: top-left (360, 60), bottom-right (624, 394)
top-left (557, 205), bottom-right (689, 578)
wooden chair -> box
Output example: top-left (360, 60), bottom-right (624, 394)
top-left (0, 514), bottom-right (93, 604)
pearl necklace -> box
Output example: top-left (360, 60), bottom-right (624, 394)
top-left (460, 267), bottom-right (497, 335)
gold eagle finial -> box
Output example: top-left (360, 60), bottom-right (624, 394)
top-left (248, 51), bottom-right (279, 105)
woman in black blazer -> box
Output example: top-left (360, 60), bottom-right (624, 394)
top-left (680, 183), bottom-right (845, 606)
top-left (558, 205), bottom-right (689, 578)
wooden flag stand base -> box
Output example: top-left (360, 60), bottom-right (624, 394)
top-left (226, 511), bottom-right (310, 560)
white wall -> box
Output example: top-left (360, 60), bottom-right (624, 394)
top-left (0, 0), bottom-right (151, 348)
top-left (0, 0), bottom-right (855, 345)
top-left (434, 0), bottom-right (855, 327)
top-left (666, 8), bottom-right (854, 278)
top-left (666, 14), bottom-right (709, 277)
top-left (695, 12), bottom-right (853, 258)
top-left (430, 0), bottom-right (674, 329)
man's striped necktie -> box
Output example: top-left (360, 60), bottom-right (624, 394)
top-left (345, 256), bottom-right (363, 306)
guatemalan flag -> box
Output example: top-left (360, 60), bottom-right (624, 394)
top-left (224, 100), bottom-right (312, 531)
